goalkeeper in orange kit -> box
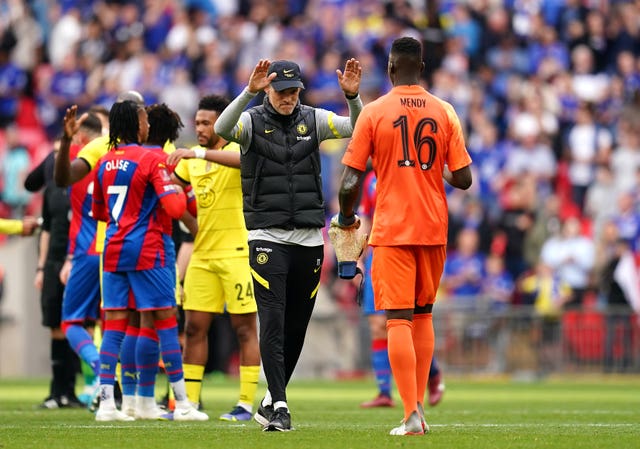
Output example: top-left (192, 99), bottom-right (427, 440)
top-left (330, 37), bottom-right (472, 436)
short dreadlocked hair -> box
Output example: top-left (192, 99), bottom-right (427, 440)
top-left (146, 103), bottom-right (184, 146)
top-left (108, 100), bottom-right (142, 149)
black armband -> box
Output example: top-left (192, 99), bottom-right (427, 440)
top-left (345, 92), bottom-right (359, 100)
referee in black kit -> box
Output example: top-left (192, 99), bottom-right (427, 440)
top-left (215, 57), bottom-right (362, 431)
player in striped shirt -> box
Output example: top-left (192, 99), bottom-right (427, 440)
top-left (91, 100), bottom-right (206, 422)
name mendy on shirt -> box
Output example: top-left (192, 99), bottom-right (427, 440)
top-left (105, 160), bottom-right (130, 171)
top-left (400, 97), bottom-right (426, 108)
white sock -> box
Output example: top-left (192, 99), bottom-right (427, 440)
top-left (170, 378), bottom-right (187, 402)
top-left (273, 401), bottom-right (288, 411)
top-left (137, 395), bottom-right (156, 410)
top-left (99, 385), bottom-right (115, 409)
top-left (262, 390), bottom-right (272, 407)
top-left (121, 394), bottom-right (135, 411)
top-left (174, 399), bottom-right (193, 410)
top-left (238, 402), bottom-right (253, 413)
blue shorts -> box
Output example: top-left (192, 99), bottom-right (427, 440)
top-left (362, 250), bottom-right (383, 316)
top-left (62, 254), bottom-right (101, 323)
top-left (102, 266), bottom-right (176, 311)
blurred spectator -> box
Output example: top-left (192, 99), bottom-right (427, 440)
top-left (448, 3), bottom-right (482, 69)
top-left (609, 124), bottom-right (640, 194)
top-left (611, 191), bottom-right (640, 252)
top-left (47, 6), bottom-right (82, 69)
top-left (540, 216), bottom-right (595, 309)
top-left (615, 50), bottom-right (640, 102)
top-left (503, 112), bottom-right (557, 199)
top-left (306, 49), bottom-right (347, 113)
top-left (46, 53), bottom-right (90, 138)
top-left (527, 23), bottom-right (570, 76)
top-left (482, 252), bottom-right (515, 314)
top-left (1, 126), bottom-right (32, 216)
top-left (158, 66), bottom-right (198, 143)
top-left (482, 252), bottom-right (515, 373)
top-left (570, 44), bottom-right (609, 104)
top-left (583, 9), bottom-right (611, 74)
top-left (584, 164), bottom-right (619, 239)
top-left (523, 193), bottom-right (562, 269)
top-left (564, 101), bottom-right (612, 212)
top-left (448, 196), bottom-right (494, 255)
top-left (496, 174), bottom-right (537, 280)
top-left (441, 227), bottom-right (486, 310)
top-left (142, 0), bottom-right (174, 53)
top-left (518, 261), bottom-right (572, 374)
top-left (0, 34), bottom-right (27, 128)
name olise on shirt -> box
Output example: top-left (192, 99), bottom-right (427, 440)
top-left (105, 160), bottom-right (130, 172)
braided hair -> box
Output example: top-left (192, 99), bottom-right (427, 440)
top-left (146, 103), bottom-right (184, 146)
top-left (108, 100), bottom-right (141, 149)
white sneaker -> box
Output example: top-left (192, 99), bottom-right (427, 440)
top-left (417, 403), bottom-right (430, 433)
top-left (389, 411), bottom-right (424, 436)
top-left (135, 406), bottom-right (170, 420)
top-left (173, 406), bottom-right (209, 421)
top-left (95, 407), bottom-right (135, 422)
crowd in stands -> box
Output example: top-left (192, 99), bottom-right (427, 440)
top-left (1, 0), bottom-right (639, 348)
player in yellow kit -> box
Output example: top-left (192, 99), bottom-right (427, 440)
top-left (169, 95), bottom-right (260, 422)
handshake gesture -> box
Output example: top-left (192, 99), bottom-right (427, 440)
top-left (328, 213), bottom-right (368, 280)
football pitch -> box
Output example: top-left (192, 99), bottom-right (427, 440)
top-left (1, 376), bottom-right (638, 449)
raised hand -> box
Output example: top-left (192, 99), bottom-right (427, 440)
top-left (336, 58), bottom-right (362, 97)
top-left (62, 105), bottom-right (88, 140)
top-left (248, 59), bottom-right (277, 94)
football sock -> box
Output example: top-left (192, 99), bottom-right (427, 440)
top-left (238, 365), bottom-right (260, 412)
top-left (120, 325), bottom-right (139, 398)
top-left (136, 327), bottom-right (160, 399)
top-left (261, 390), bottom-right (272, 407)
top-left (63, 339), bottom-right (79, 398)
top-left (155, 316), bottom-right (186, 401)
top-left (387, 318), bottom-right (417, 421)
top-left (64, 324), bottom-right (100, 375)
top-left (273, 401), bottom-right (288, 412)
top-left (99, 318), bottom-right (128, 408)
top-left (413, 313), bottom-right (435, 407)
top-left (183, 363), bottom-right (205, 406)
top-left (51, 338), bottom-right (67, 399)
top-left (371, 338), bottom-right (392, 397)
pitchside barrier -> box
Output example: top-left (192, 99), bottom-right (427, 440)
top-left (431, 296), bottom-right (640, 376)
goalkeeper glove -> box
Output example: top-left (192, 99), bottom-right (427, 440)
top-left (328, 213), bottom-right (367, 280)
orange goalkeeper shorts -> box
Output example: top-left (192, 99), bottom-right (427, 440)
top-left (371, 245), bottom-right (446, 311)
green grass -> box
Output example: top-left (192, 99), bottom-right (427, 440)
top-left (1, 375), bottom-right (639, 449)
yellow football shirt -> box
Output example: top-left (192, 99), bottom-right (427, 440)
top-left (173, 142), bottom-right (248, 259)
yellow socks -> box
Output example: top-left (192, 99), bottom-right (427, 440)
top-left (183, 363), bottom-right (205, 406)
top-left (238, 365), bottom-right (260, 411)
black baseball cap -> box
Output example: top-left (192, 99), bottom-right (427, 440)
top-left (268, 60), bottom-right (305, 91)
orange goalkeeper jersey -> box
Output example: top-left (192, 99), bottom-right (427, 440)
top-left (342, 85), bottom-right (471, 247)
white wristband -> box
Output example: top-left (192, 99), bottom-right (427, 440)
top-left (194, 148), bottom-right (206, 159)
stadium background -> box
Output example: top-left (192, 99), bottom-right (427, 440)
top-left (1, 0), bottom-right (639, 379)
